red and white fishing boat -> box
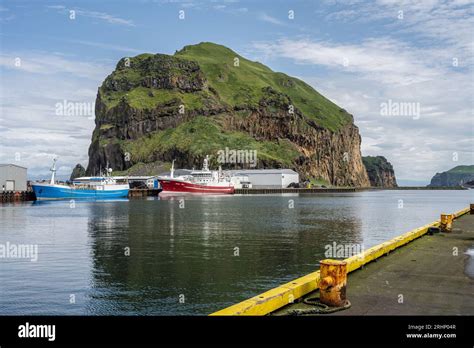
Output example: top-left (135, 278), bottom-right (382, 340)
top-left (158, 156), bottom-right (235, 194)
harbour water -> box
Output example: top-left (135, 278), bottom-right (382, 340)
top-left (0, 190), bottom-right (472, 315)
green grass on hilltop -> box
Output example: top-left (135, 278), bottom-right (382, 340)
top-left (362, 156), bottom-right (392, 171)
top-left (101, 87), bottom-right (208, 110)
top-left (176, 42), bottom-right (352, 131)
top-left (99, 42), bottom-right (352, 132)
top-left (446, 165), bottom-right (474, 174)
top-left (122, 116), bottom-right (300, 166)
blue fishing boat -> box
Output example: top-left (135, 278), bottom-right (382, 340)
top-left (32, 159), bottom-right (129, 200)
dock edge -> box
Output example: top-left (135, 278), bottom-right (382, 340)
top-left (210, 206), bottom-right (470, 316)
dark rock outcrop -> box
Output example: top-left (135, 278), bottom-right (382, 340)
top-left (70, 164), bottom-right (86, 181)
top-left (362, 156), bottom-right (397, 187)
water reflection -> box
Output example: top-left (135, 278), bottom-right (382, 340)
top-left (85, 195), bottom-right (363, 315)
top-left (1, 190), bottom-right (471, 315)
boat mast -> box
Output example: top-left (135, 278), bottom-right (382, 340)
top-left (170, 160), bottom-right (175, 179)
top-left (50, 158), bottom-right (57, 185)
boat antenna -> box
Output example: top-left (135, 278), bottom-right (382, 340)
top-left (170, 159), bottom-right (175, 179)
top-left (203, 155), bottom-right (209, 171)
top-left (50, 157), bottom-right (57, 185)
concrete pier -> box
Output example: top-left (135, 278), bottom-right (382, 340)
top-left (273, 212), bottom-right (474, 315)
top-left (1, 188), bottom-right (162, 202)
top-left (211, 206), bottom-right (473, 316)
top-left (235, 188), bottom-right (358, 194)
top-left (234, 187), bottom-right (466, 194)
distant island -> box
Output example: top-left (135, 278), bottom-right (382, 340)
top-left (83, 42), bottom-right (397, 187)
top-left (428, 165), bottom-right (474, 187)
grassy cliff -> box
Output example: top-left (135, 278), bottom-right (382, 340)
top-left (87, 42), bottom-right (369, 186)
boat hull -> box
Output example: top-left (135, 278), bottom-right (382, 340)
top-left (32, 184), bottom-right (129, 200)
top-left (159, 179), bottom-right (234, 194)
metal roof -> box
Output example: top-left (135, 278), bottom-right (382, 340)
top-left (157, 168), bottom-right (298, 176)
top-left (229, 169), bottom-right (298, 175)
top-left (75, 176), bottom-right (156, 181)
top-left (158, 169), bottom-right (193, 177)
top-left (0, 164), bottom-right (27, 169)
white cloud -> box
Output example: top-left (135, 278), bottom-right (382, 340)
top-left (324, 0), bottom-right (474, 55)
top-left (213, 4), bottom-right (248, 14)
top-left (47, 5), bottom-right (135, 27)
top-left (0, 4), bottom-right (14, 21)
top-left (258, 13), bottom-right (287, 26)
top-left (253, 38), bottom-right (446, 86)
top-left (0, 52), bottom-right (113, 178)
top-left (77, 9), bottom-right (135, 26)
top-left (46, 5), bottom-right (66, 10)
top-left (0, 52), bottom-right (110, 80)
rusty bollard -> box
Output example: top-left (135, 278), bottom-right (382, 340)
top-left (470, 204), bottom-right (474, 215)
top-left (319, 259), bottom-right (347, 307)
top-left (440, 214), bottom-right (454, 232)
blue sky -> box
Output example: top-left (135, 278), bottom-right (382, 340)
top-left (1, 0), bottom-right (473, 184)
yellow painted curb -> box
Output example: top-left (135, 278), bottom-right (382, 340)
top-left (211, 271), bottom-right (321, 316)
top-left (210, 206), bottom-right (470, 316)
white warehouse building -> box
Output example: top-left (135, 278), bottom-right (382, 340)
top-left (0, 164), bottom-right (28, 191)
top-left (229, 169), bottom-right (299, 189)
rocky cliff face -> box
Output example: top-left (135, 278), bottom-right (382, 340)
top-left (362, 156), bottom-right (397, 187)
top-left (86, 42), bottom-right (370, 187)
top-left (428, 165), bottom-right (474, 187)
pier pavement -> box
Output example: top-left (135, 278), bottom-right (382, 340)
top-left (272, 213), bottom-right (474, 315)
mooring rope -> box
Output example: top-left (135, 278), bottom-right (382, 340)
top-left (287, 297), bottom-right (351, 315)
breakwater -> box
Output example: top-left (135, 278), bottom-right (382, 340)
top-left (0, 191), bottom-right (35, 203)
